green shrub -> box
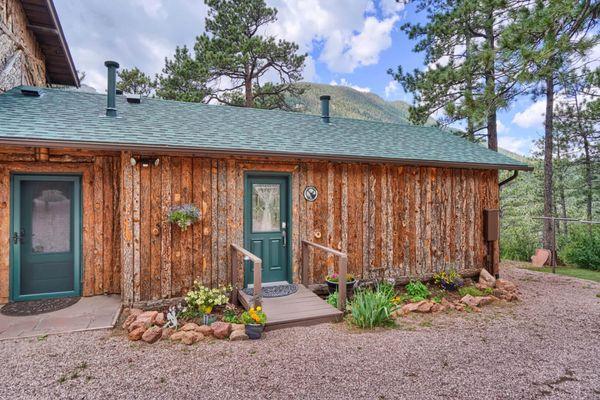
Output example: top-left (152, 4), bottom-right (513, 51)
top-left (405, 281), bottom-right (430, 302)
top-left (348, 286), bottom-right (395, 329)
top-left (326, 291), bottom-right (339, 308)
top-left (559, 226), bottom-right (600, 270)
top-left (458, 286), bottom-right (492, 297)
top-left (500, 226), bottom-right (539, 261)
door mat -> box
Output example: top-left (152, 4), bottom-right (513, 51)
top-left (243, 284), bottom-right (298, 298)
top-left (1, 297), bottom-right (80, 316)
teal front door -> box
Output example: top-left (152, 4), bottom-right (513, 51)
top-left (244, 174), bottom-right (291, 286)
top-left (11, 175), bottom-right (81, 301)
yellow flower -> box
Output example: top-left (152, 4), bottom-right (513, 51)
top-left (256, 306), bottom-right (262, 311)
top-left (250, 307), bottom-right (255, 312)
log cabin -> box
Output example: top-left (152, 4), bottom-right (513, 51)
top-left (0, 0), bottom-right (79, 92)
top-left (0, 61), bottom-right (531, 309)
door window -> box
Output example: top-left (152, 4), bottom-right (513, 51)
top-left (31, 186), bottom-right (71, 253)
top-left (252, 183), bottom-right (280, 232)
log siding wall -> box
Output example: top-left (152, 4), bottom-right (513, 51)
top-left (0, 147), bottom-right (121, 303)
top-left (119, 152), bottom-right (499, 304)
top-left (0, 146), bottom-right (499, 304)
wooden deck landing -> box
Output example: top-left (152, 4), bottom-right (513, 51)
top-left (237, 285), bottom-right (343, 331)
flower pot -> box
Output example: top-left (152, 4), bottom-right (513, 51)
top-left (245, 324), bottom-right (265, 340)
top-left (326, 279), bottom-right (356, 295)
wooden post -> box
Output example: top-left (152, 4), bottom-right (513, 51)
top-left (230, 246), bottom-right (238, 305)
top-left (253, 260), bottom-right (262, 308)
top-left (338, 255), bottom-right (347, 311)
top-left (301, 241), bottom-right (309, 285)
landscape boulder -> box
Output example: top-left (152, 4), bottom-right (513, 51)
top-left (460, 294), bottom-right (479, 308)
top-left (416, 300), bottom-right (434, 313)
top-left (478, 269), bottom-right (496, 288)
top-left (128, 326), bottom-right (146, 341)
top-left (122, 314), bottom-right (137, 330)
top-left (230, 330), bottom-right (249, 341)
top-left (161, 327), bottom-right (175, 340)
top-left (136, 311), bottom-right (159, 326)
top-left (496, 279), bottom-right (517, 292)
top-left (154, 313), bottom-right (166, 326)
top-left (142, 326), bottom-right (162, 344)
top-left (211, 322), bottom-right (232, 339)
top-left (181, 322), bottom-right (201, 332)
top-left (231, 323), bottom-right (245, 332)
top-left (196, 325), bottom-right (213, 336)
top-left (181, 331), bottom-right (204, 345)
top-left (128, 320), bottom-right (149, 333)
top-left (400, 302), bottom-right (420, 315)
top-left (170, 331), bottom-right (186, 342)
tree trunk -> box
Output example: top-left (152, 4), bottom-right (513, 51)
top-left (244, 77), bottom-right (254, 108)
top-left (543, 75), bottom-right (555, 251)
top-left (484, 10), bottom-right (497, 151)
top-left (464, 29), bottom-right (475, 142)
top-left (582, 135), bottom-right (593, 222)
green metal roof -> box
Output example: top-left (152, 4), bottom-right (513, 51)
top-left (0, 87), bottom-right (530, 170)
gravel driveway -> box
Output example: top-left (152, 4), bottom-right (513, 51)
top-left (1, 265), bottom-right (599, 400)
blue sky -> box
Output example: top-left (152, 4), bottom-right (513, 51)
top-left (54, 0), bottom-right (564, 156)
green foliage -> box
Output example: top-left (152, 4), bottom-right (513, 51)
top-left (348, 286), bottom-right (395, 329)
top-left (156, 46), bottom-right (210, 102)
top-left (185, 283), bottom-right (231, 313)
top-left (500, 225), bottom-right (539, 261)
top-left (558, 226), bottom-right (600, 270)
top-left (326, 291), bottom-right (339, 308)
top-left (117, 67), bottom-right (155, 96)
top-left (222, 304), bottom-right (241, 323)
top-left (167, 204), bottom-right (200, 231)
top-left (405, 281), bottom-right (430, 302)
top-left (177, 306), bottom-right (204, 321)
top-left (458, 286), bottom-right (492, 297)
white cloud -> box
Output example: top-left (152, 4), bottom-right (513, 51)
top-left (301, 55), bottom-right (318, 82)
top-left (384, 80), bottom-right (397, 98)
top-left (132, 0), bottom-right (166, 18)
top-left (330, 78), bottom-right (370, 92)
top-left (512, 100), bottom-right (546, 128)
top-left (270, 0), bottom-right (403, 73)
top-left (498, 136), bottom-right (532, 155)
top-left (497, 120), bottom-right (509, 134)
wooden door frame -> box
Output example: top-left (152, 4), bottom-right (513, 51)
top-left (243, 171), bottom-right (293, 287)
top-left (10, 174), bottom-right (82, 301)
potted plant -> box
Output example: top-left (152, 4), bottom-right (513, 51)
top-left (241, 306), bottom-right (267, 339)
top-left (433, 270), bottom-right (463, 291)
top-left (185, 282), bottom-right (231, 315)
top-left (325, 272), bottom-right (356, 294)
top-left (168, 204), bottom-right (201, 231)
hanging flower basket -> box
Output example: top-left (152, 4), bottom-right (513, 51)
top-left (168, 204), bottom-right (201, 231)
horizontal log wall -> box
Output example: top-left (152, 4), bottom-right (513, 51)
top-left (0, 147), bottom-right (121, 303)
top-left (120, 152), bottom-right (499, 303)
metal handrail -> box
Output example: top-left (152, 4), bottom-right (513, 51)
top-left (301, 240), bottom-right (348, 311)
top-left (230, 244), bottom-right (262, 307)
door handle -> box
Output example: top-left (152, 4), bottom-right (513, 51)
top-left (12, 229), bottom-right (25, 244)
top-left (282, 228), bottom-right (287, 247)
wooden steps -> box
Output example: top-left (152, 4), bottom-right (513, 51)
top-left (237, 285), bottom-right (343, 331)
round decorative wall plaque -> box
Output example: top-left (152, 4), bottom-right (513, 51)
top-left (303, 186), bottom-right (318, 202)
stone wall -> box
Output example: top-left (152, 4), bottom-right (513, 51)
top-left (0, 0), bottom-right (46, 92)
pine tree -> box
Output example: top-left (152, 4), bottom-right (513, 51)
top-left (117, 67), bottom-right (156, 96)
top-left (155, 46), bottom-right (210, 103)
top-left (388, 0), bottom-right (525, 149)
top-left (501, 0), bottom-right (598, 249)
top-left (194, 0), bottom-right (306, 108)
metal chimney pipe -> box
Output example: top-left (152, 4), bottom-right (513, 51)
top-left (104, 60), bottom-right (120, 117)
top-left (320, 95), bottom-right (331, 123)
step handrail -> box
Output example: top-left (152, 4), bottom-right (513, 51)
top-left (301, 240), bottom-right (348, 311)
top-left (230, 244), bottom-right (262, 307)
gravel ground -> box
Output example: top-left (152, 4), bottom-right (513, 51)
top-left (1, 264), bottom-right (599, 400)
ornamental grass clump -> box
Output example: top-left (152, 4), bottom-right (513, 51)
top-left (185, 282), bottom-right (231, 314)
top-left (168, 204), bottom-right (201, 231)
top-left (348, 284), bottom-right (396, 329)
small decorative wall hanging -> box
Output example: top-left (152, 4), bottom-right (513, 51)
top-left (303, 186), bottom-right (318, 202)
top-left (168, 204), bottom-right (201, 231)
